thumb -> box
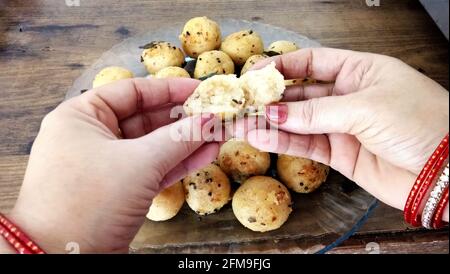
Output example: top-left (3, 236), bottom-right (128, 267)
top-left (136, 113), bottom-right (217, 179)
top-left (265, 93), bottom-right (364, 135)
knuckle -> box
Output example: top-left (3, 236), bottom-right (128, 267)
top-left (299, 99), bottom-right (318, 129)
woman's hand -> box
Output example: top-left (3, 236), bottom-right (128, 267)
top-left (247, 48), bottom-right (449, 215)
top-left (7, 78), bottom-right (218, 253)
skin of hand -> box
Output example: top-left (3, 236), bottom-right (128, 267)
top-left (245, 48), bottom-right (449, 220)
top-left (4, 77), bottom-right (219, 254)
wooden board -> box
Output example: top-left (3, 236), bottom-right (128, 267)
top-left (0, 0), bottom-right (448, 253)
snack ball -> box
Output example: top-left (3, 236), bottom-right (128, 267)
top-left (179, 16), bottom-right (222, 58)
top-left (183, 74), bottom-right (246, 120)
top-left (240, 54), bottom-right (267, 76)
top-left (220, 30), bottom-right (264, 65)
top-left (218, 139), bottom-right (270, 183)
top-left (277, 154), bottom-right (329, 193)
top-left (141, 41), bottom-right (185, 74)
top-left (194, 50), bottom-right (234, 79)
top-left (155, 66), bottom-right (191, 78)
top-left (267, 40), bottom-right (298, 54)
top-left (232, 176), bottom-right (292, 232)
top-left (183, 164), bottom-right (231, 215)
top-left (146, 181), bottom-right (185, 221)
top-left (92, 66), bottom-right (134, 88)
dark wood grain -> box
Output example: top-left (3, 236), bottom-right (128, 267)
top-left (0, 0), bottom-right (448, 253)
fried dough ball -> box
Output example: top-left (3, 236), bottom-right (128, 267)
top-left (277, 154), bottom-right (330, 193)
top-left (183, 74), bottom-right (246, 120)
top-left (154, 66), bottom-right (191, 78)
top-left (220, 30), bottom-right (264, 65)
top-left (183, 164), bottom-right (231, 215)
top-left (267, 40), bottom-right (298, 54)
top-left (240, 62), bottom-right (285, 108)
top-left (179, 16), bottom-right (222, 58)
top-left (92, 66), bottom-right (134, 88)
top-left (240, 54), bottom-right (267, 76)
top-left (194, 50), bottom-right (234, 79)
top-left (218, 139), bottom-right (270, 183)
top-left (146, 181), bottom-right (185, 221)
top-left (232, 176), bottom-right (292, 232)
top-left (141, 41), bottom-right (185, 74)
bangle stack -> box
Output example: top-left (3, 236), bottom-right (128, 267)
top-left (404, 133), bottom-right (449, 229)
top-left (0, 213), bottom-right (45, 254)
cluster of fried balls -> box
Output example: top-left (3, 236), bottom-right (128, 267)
top-left (91, 17), bottom-right (330, 232)
top-left (150, 139), bottom-right (330, 233)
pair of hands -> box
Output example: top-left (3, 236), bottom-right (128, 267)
top-left (4, 48), bottom-right (449, 253)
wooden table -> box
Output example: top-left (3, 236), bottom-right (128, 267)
top-left (0, 0), bottom-right (448, 253)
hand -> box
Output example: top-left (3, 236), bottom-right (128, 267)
top-left (246, 48), bottom-right (449, 217)
top-left (7, 78), bottom-right (218, 253)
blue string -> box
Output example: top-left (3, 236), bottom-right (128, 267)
top-left (316, 199), bottom-right (379, 254)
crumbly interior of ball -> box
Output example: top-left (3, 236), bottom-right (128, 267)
top-left (240, 62), bottom-right (285, 108)
top-left (183, 74), bottom-right (246, 119)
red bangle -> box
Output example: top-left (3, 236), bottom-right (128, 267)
top-left (410, 145), bottom-right (449, 226)
top-left (404, 134), bottom-right (449, 224)
top-left (0, 213), bottom-right (46, 254)
top-left (432, 186), bottom-right (449, 229)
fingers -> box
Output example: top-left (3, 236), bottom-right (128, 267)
top-left (70, 78), bottom-right (200, 135)
top-left (246, 129), bottom-right (361, 179)
top-left (159, 143), bottom-right (219, 189)
top-left (265, 92), bottom-right (365, 135)
top-left (92, 77), bottom-right (200, 120)
top-left (251, 47), bottom-right (359, 81)
top-left (246, 129), bottom-right (331, 165)
top-left (137, 113), bottom-right (216, 177)
top-left (119, 105), bottom-right (177, 138)
top-left (281, 83), bottom-right (334, 102)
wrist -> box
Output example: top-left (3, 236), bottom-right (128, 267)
top-left (7, 208), bottom-right (82, 254)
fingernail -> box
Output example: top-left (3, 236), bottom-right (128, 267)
top-left (200, 113), bottom-right (215, 126)
top-left (266, 104), bottom-right (288, 124)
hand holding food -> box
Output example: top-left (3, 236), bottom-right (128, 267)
top-left (246, 48), bottom-right (449, 214)
top-left (183, 62), bottom-right (285, 119)
top-left (7, 77), bottom-right (219, 253)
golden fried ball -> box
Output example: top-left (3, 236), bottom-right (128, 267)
top-left (146, 181), bottom-right (185, 221)
top-left (277, 154), bottom-right (329, 193)
top-left (267, 40), bottom-right (298, 55)
top-left (240, 54), bottom-right (267, 76)
top-left (154, 66), bottom-right (191, 78)
top-left (232, 176), bottom-right (292, 232)
top-left (141, 41), bottom-right (185, 74)
top-left (92, 66), bottom-right (133, 88)
top-left (194, 50), bottom-right (234, 79)
top-left (182, 164), bottom-right (231, 215)
top-left (179, 16), bottom-right (222, 58)
top-left (218, 139), bottom-right (270, 183)
top-left (220, 30), bottom-right (264, 65)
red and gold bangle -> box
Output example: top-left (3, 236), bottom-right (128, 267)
top-left (432, 186), bottom-right (449, 229)
top-left (0, 222), bottom-right (33, 254)
top-left (0, 213), bottom-right (46, 254)
top-left (421, 163), bottom-right (449, 228)
top-left (410, 145), bottom-right (449, 226)
top-left (404, 134), bottom-right (449, 224)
